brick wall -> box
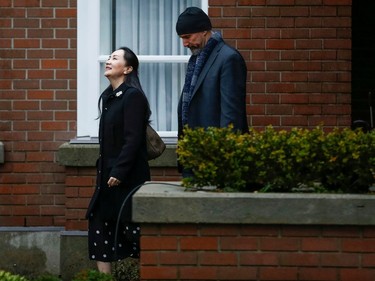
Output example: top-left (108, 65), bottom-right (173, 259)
top-left (0, 0), bottom-right (352, 229)
top-left (64, 166), bottom-right (181, 231)
top-left (0, 0), bottom-right (77, 227)
top-left (209, 0), bottom-right (352, 129)
top-left (140, 224), bottom-right (375, 281)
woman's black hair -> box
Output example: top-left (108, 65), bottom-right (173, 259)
top-left (118, 46), bottom-right (144, 94)
top-left (97, 46), bottom-right (151, 121)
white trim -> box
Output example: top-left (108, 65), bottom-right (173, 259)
top-left (77, 0), bottom-right (101, 137)
top-left (98, 55), bottom-right (191, 63)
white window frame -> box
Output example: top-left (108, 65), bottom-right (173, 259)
top-left (76, 0), bottom-right (208, 143)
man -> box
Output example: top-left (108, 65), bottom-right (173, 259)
top-left (176, 6), bottom-right (248, 139)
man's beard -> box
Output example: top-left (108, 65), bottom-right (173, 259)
top-left (190, 47), bottom-right (202, 56)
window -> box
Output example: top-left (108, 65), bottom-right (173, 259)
top-left (76, 0), bottom-right (207, 143)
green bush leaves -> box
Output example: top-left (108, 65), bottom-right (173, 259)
top-left (177, 126), bottom-right (375, 193)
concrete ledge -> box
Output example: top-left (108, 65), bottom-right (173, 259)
top-left (57, 142), bottom-right (177, 167)
top-left (0, 227), bottom-right (64, 276)
top-left (0, 227), bottom-right (94, 281)
top-left (133, 182), bottom-right (375, 225)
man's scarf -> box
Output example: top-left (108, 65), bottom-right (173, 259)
top-left (181, 36), bottom-right (219, 125)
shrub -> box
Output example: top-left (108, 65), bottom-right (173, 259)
top-left (72, 269), bottom-right (114, 281)
top-left (177, 126), bottom-right (251, 191)
top-left (0, 270), bottom-right (29, 281)
top-left (31, 274), bottom-right (62, 281)
top-left (112, 258), bottom-right (139, 281)
top-left (177, 126), bottom-right (375, 193)
top-left (246, 126), bottom-right (327, 192)
top-left (320, 128), bottom-right (375, 193)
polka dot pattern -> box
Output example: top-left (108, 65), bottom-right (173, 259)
top-left (88, 213), bottom-right (140, 262)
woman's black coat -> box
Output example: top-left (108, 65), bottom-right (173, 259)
top-left (86, 83), bottom-right (150, 222)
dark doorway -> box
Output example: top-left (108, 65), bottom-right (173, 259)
top-left (352, 2), bottom-right (375, 130)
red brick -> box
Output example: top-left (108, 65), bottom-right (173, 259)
top-left (26, 151), bottom-right (54, 162)
top-left (299, 268), bottom-right (337, 281)
top-left (55, 8), bottom-right (76, 18)
top-left (281, 116), bottom-right (308, 126)
top-left (13, 100), bottom-right (40, 110)
top-left (140, 266), bottom-right (178, 280)
top-left (200, 252), bottom-right (237, 265)
top-left (362, 254), bottom-right (375, 267)
top-left (301, 238), bottom-right (339, 252)
top-left (41, 206), bottom-right (65, 216)
top-left (159, 224), bottom-right (198, 236)
top-left (159, 252), bottom-right (198, 265)
top-left (321, 253), bottom-right (359, 267)
top-left (42, 39), bottom-right (69, 48)
top-left (252, 72), bottom-right (280, 82)
top-left (267, 39), bottom-right (295, 49)
top-left (27, 90), bottom-right (54, 100)
top-left (140, 251), bottom-right (158, 265)
top-left (141, 237), bottom-right (178, 250)
top-left (342, 239), bottom-right (375, 253)
top-left (66, 176), bottom-right (95, 187)
top-left (65, 198), bottom-right (90, 209)
top-left (240, 225), bottom-right (280, 236)
top-left (65, 220), bottom-right (87, 231)
top-left (41, 121), bottom-right (68, 131)
top-left (65, 209), bottom-right (86, 220)
top-left (13, 206), bottom-right (40, 216)
top-left (240, 252), bottom-right (278, 266)
top-left (28, 70), bottom-right (54, 79)
top-left (259, 237), bottom-right (300, 251)
top-left (0, 69), bottom-right (26, 79)
top-left (14, 39), bottom-right (40, 48)
top-left (279, 253), bottom-right (320, 266)
top-left (14, 80), bottom-right (40, 89)
top-left (0, 216), bottom-right (25, 226)
top-left (180, 237), bottom-right (218, 250)
top-left (363, 227), bottom-right (375, 238)
top-left (26, 216), bottom-right (54, 226)
top-left (27, 111), bottom-right (54, 120)
top-left (259, 267), bottom-right (298, 280)
top-left (42, 59), bottom-right (68, 69)
top-left (179, 266), bottom-right (217, 280)
top-left (0, 8), bottom-right (25, 17)
top-left (339, 269), bottom-right (375, 281)
top-left (267, 83), bottom-right (296, 93)
top-left (216, 266), bottom-right (258, 280)
top-left (252, 116), bottom-right (281, 126)
top-left (200, 225), bottom-right (240, 236)
top-left (294, 105), bottom-right (322, 115)
top-left (41, 100), bottom-right (68, 110)
top-left (266, 105), bottom-right (293, 115)
top-left (13, 18), bottom-right (39, 28)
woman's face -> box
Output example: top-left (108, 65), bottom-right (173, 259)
top-left (104, 49), bottom-right (132, 79)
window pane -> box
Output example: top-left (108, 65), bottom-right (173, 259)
top-left (99, 0), bottom-right (202, 132)
top-left (140, 62), bottom-right (187, 131)
top-left (114, 0), bottom-right (200, 56)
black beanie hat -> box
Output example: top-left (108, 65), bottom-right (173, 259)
top-left (176, 7), bottom-right (212, 35)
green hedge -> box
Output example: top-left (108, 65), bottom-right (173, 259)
top-left (177, 126), bottom-right (375, 193)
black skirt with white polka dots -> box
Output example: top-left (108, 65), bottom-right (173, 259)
top-left (88, 212), bottom-right (140, 262)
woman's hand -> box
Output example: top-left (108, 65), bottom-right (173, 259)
top-left (107, 177), bottom-right (121, 187)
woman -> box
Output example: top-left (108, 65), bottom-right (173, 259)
top-left (86, 47), bottom-right (151, 273)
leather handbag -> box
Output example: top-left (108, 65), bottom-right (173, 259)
top-left (146, 124), bottom-right (166, 160)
